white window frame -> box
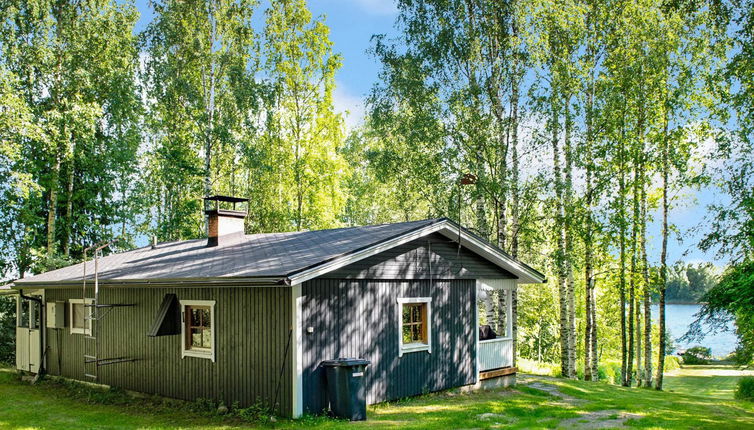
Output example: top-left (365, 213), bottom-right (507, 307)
top-left (69, 299), bottom-right (93, 335)
top-left (397, 297), bottom-right (432, 357)
top-left (180, 300), bottom-right (216, 362)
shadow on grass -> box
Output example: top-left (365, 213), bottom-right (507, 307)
top-left (2, 368), bottom-right (754, 429)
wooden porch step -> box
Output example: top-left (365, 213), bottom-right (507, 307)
top-left (480, 366), bottom-right (517, 380)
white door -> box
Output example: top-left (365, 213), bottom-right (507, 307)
top-left (16, 296), bottom-right (42, 373)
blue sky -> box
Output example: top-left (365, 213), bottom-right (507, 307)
top-left (131, 0), bottom-right (726, 267)
top-left (133, 0), bottom-right (399, 129)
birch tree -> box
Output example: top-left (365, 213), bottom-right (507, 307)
top-left (143, 0), bottom-right (261, 237)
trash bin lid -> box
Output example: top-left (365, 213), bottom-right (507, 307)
top-left (321, 358), bottom-right (370, 367)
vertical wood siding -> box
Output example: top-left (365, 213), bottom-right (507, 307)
top-left (301, 278), bottom-right (477, 414)
top-left (324, 233), bottom-right (515, 279)
top-left (44, 286), bottom-right (293, 415)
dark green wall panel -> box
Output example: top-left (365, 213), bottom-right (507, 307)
top-left (45, 286), bottom-right (293, 415)
top-left (301, 278), bottom-right (476, 414)
top-left (324, 233), bottom-right (515, 279)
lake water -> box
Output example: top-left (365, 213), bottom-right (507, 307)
top-left (651, 303), bottom-right (738, 357)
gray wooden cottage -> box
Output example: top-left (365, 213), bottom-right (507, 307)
top-left (10, 199), bottom-right (545, 417)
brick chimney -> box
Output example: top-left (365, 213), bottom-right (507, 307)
top-left (204, 196), bottom-right (249, 247)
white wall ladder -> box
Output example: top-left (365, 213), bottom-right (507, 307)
top-left (82, 240), bottom-right (135, 381)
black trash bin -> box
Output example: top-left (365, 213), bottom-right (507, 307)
top-left (321, 358), bottom-right (371, 421)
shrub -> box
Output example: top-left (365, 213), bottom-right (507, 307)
top-left (664, 355), bottom-right (681, 371)
top-left (682, 346), bottom-right (712, 365)
top-left (597, 361), bottom-right (622, 385)
top-left (236, 399), bottom-right (274, 422)
top-left (0, 295), bottom-right (16, 365)
top-left (735, 377), bottom-right (754, 402)
top-left (517, 359), bottom-right (561, 377)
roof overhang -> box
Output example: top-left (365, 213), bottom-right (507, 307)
top-left (10, 277), bottom-right (288, 289)
top-left (287, 218), bottom-right (546, 285)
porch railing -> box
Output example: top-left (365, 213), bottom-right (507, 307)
top-left (479, 337), bottom-right (513, 371)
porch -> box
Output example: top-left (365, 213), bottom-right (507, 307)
top-left (477, 279), bottom-right (515, 376)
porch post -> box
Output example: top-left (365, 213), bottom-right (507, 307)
top-left (512, 283), bottom-right (518, 367)
top-left (475, 280), bottom-right (481, 382)
top-left (290, 283), bottom-right (303, 418)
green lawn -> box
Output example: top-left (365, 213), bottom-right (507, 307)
top-left (664, 365), bottom-right (754, 400)
top-left (0, 367), bottom-right (752, 429)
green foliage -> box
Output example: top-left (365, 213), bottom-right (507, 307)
top-left (0, 0), bottom-right (142, 276)
top-left (735, 377), bottom-right (754, 402)
top-left (664, 262), bottom-right (719, 303)
top-left (141, 0), bottom-right (263, 240)
top-left (663, 356), bottom-right (681, 372)
top-left (682, 346), bottom-right (712, 365)
top-left (234, 399), bottom-right (274, 422)
top-left (597, 361), bottom-right (624, 385)
top-left (690, 260), bottom-right (754, 365)
top-left (517, 359), bottom-right (562, 377)
top-left (259, 0), bottom-right (347, 231)
top-left (0, 0), bottom-right (750, 402)
top-left (0, 295), bottom-right (16, 364)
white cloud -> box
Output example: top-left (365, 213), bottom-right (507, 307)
top-left (333, 82), bottom-right (366, 131)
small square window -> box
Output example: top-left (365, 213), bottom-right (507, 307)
top-left (69, 299), bottom-right (93, 335)
top-left (180, 300), bottom-right (215, 361)
top-left (397, 297), bottom-right (432, 357)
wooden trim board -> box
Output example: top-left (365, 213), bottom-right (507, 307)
top-left (479, 366), bottom-right (517, 380)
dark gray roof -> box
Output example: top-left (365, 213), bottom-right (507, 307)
top-left (15, 219), bottom-right (442, 285)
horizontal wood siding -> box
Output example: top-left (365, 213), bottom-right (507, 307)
top-left (302, 278), bottom-right (476, 414)
top-left (324, 233), bottom-right (515, 279)
top-left (44, 286), bottom-right (293, 415)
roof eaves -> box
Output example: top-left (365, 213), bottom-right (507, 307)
top-left (286, 218), bottom-right (446, 284)
top-left (287, 216), bottom-right (546, 285)
top-left (10, 276), bottom-right (289, 289)
top-left (440, 218), bottom-right (547, 283)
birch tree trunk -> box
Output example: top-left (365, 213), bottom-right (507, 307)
top-left (627, 140), bottom-right (640, 386)
top-left (619, 117), bottom-right (628, 387)
top-left (656, 87), bottom-right (670, 391)
top-left (203, 0), bottom-right (218, 232)
top-left (550, 87), bottom-right (570, 378)
top-left (642, 182), bottom-right (653, 387)
top-left (510, 41), bottom-right (521, 258)
top-left (47, 153), bottom-right (61, 257)
top-left (62, 147), bottom-right (75, 258)
top-left (564, 94), bottom-right (576, 379)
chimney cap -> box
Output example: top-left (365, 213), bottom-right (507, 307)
top-left (203, 195), bottom-right (249, 204)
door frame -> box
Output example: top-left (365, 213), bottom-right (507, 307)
top-left (16, 290), bottom-right (44, 373)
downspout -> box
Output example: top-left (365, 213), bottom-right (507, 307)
top-left (19, 289), bottom-right (46, 380)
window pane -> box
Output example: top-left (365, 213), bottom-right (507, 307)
top-left (190, 307), bottom-right (201, 326)
top-left (402, 306), bottom-right (410, 323)
top-left (402, 325), bottom-right (412, 344)
top-left (73, 304), bottom-right (85, 329)
top-left (191, 328), bottom-right (203, 348)
top-left (200, 308), bottom-right (210, 328)
top-left (19, 300), bottom-right (29, 327)
top-left (412, 305), bottom-right (421, 322)
top-left (202, 329), bottom-right (212, 348)
top-left (30, 300), bottom-right (41, 329)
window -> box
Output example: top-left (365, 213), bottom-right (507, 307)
top-left (397, 297), bottom-right (432, 357)
top-left (180, 300), bottom-right (215, 361)
top-left (69, 299), bottom-right (93, 335)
